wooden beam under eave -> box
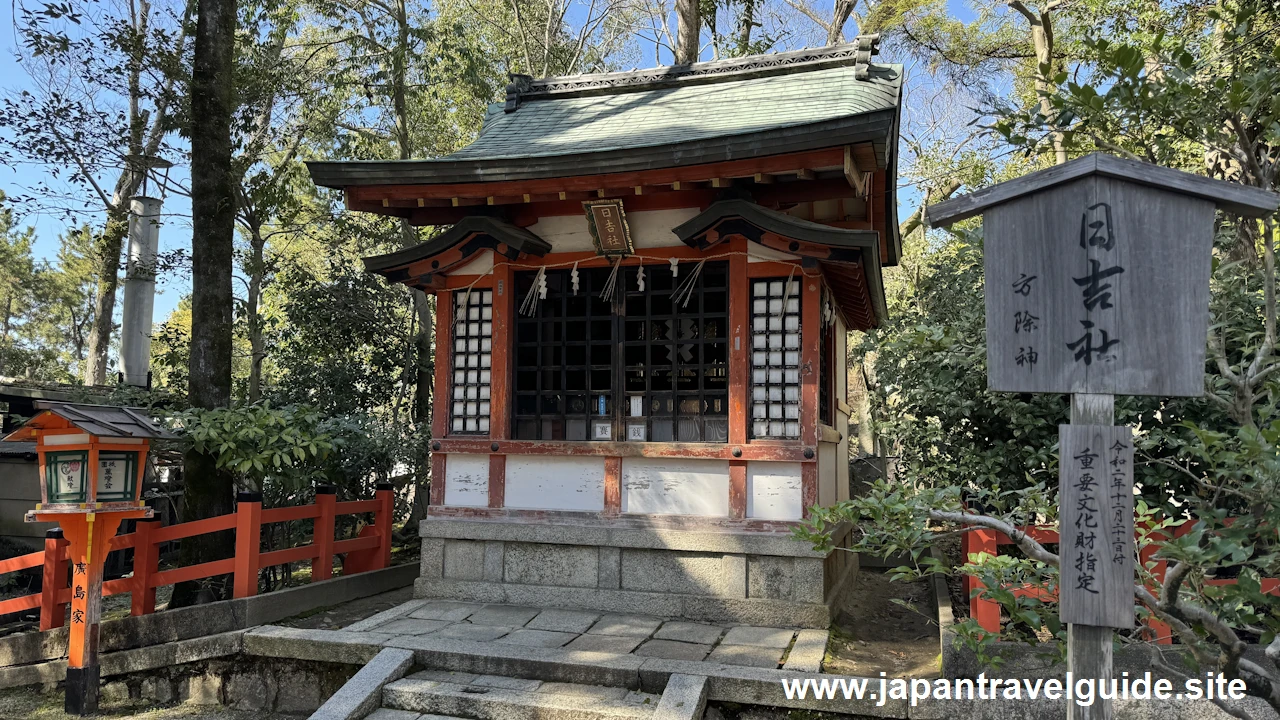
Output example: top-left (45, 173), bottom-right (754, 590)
top-left (843, 146), bottom-right (868, 197)
top-left (795, 169), bottom-right (815, 180)
top-left (753, 173), bottom-right (775, 184)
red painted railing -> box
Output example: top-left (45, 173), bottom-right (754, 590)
top-left (961, 520), bottom-right (1279, 644)
top-left (0, 484), bottom-right (396, 631)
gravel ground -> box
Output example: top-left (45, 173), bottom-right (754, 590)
top-left (823, 567), bottom-right (942, 678)
top-left (0, 687), bottom-right (298, 720)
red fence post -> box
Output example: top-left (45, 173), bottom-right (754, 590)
top-left (131, 518), bottom-right (161, 616)
top-left (312, 486), bottom-right (336, 581)
top-left (234, 492), bottom-right (263, 598)
top-left (1138, 522), bottom-right (1173, 644)
top-left (375, 483), bottom-right (394, 570)
top-left (966, 527), bottom-right (1002, 634)
top-left (39, 528), bottom-right (69, 631)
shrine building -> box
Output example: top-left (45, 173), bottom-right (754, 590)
top-left (307, 38), bottom-right (903, 627)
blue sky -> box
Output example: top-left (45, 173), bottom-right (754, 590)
top-left (0, 0), bottom-right (194, 327)
top-left (1, 0), bottom-right (980, 333)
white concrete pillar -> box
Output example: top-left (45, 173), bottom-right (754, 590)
top-left (120, 196), bottom-right (161, 387)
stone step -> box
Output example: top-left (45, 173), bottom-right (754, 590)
top-left (382, 671), bottom-right (660, 720)
top-left (367, 711), bottom-right (471, 720)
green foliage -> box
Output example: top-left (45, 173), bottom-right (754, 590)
top-left (265, 259), bottom-right (416, 417)
top-left (863, 229), bottom-right (1067, 495)
top-left (990, 0), bottom-right (1280, 197)
top-left (0, 198), bottom-right (97, 382)
top-left (177, 403), bottom-right (335, 493)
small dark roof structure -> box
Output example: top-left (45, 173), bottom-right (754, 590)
top-left (0, 441), bottom-right (37, 459)
top-left (2, 402), bottom-right (177, 442)
top-left (364, 216), bottom-right (552, 284)
top-left (307, 39), bottom-right (902, 188)
top-left (927, 153), bottom-right (1280, 227)
top-left (673, 199), bottom-right (887, 329)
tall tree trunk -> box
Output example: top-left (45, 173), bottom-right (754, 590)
top-left (0, 293), bottom-right (10, 376)
top-left (172, 0), bottom-right (238, 608)
top-left (384, 0), bottom-right (435, 525)
top-left (1009, 2), bottom-right (1066, 165)
top-left (828, 0), bottom-right (853, 45)
top-left (675, 0), bottom-right (700, 64)
top-left (735, 0), bottom-right (755, 54)
top-left (246, 218), bottom-right (265, 403)
top-left (83, 211), bottom-right (128, 385)
top-left (1029, 12), bottom-right (1066, 165)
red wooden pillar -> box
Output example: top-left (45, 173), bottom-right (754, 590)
top-left (966, 527), bottom-right (1001, 633)
top-left (431, 291), bottom-right (452, 507)
top-left (40, 528), bottom-right (68, 631)
top-left (375, 482), bottom-right (394, 569)
top-left (1139, 527), bottom-right (1173, 644)
top-left (490, 266), bottom-right (513, 509)
top-left (130, 518), bottom-right (160, 615)
top-left (604, 457), bottom-right (622, 515)
top-left (61, 512), bottom-right (130, 715)
top-left (233, 492), bottom-right (262, 598)
top-left (728, 242), bottom-right (749, 519)
top-left (313, 486), bottom-right (336, 581)
top-left (799, 264), bottom-right (821, 516)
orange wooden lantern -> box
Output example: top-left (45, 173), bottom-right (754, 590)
top-left (2, 401), bottom-right (175, 715)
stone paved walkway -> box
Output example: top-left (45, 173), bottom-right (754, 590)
top-left (344, 599), bottom-right (828, 671)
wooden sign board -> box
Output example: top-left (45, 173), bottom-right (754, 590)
top-left (583, 199), bottom-right (634, 257)
top-left (1059, 424), bottom-right (1134, 628)
top-left (985, 177), bottom-right (1213, 396)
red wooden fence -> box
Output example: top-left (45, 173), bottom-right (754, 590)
top-left (0, 484), bottom-right (395, 631)
top-left (961, 520), bottom-right (1279, 644)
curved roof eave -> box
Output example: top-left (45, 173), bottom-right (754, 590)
top-left (363, 216), bottom-right (551, 274)
top-left (673, 199), bottom-right (881, 250)
top-left (308, 111), bottom-right (897, 189)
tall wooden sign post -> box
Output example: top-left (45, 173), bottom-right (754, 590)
top-left (1, 402), bottom-right (175, 716)
top-left (928, 154), bottom-right (1279, 719)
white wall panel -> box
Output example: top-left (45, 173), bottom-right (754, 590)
top-left (451, 249), bottom-right (494, 276)
top-left (746, 462), bottom-right (803, 521)
top-left (444, 454), bottom-right (489, 507)
top-left (505, 456), bottom-right (605, 511)
top-left (621, 458), bottom-right (729, 516)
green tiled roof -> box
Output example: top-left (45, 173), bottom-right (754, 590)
top-left (307, 40), bottom-right (903, 188)
top-left (451, 63), bottom-right (901, 162)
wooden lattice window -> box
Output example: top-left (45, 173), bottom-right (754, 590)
top-left (620, 262), bottom-right (729, 443)
top-left (450, 289), bottom-right (493, 434)
top-left (513, 268), bottom-right (615, 441)
top-left (512, 262), bottom-right (729, 442)
top-left (750, 277), bottom-right (801, 439)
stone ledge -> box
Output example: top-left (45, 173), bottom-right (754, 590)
top-left (245, 626), bottom-right (902, 716)
top-left (0, 630), bottom-right (246, 690)
top-left (418, 517), bottom-right (833, 558)
top-left (245, 626), bottom-right (1263, 719)
top-left (0, 562), bottom-right (418, 670)
top-left (245, 626), bottom-right (391, 666)
top-left (653, 674), bottom-right (708, 720)
top-left (414, 578), bottom-right (830, 628)
top-left (309, 647), bottom-right (415, 720)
